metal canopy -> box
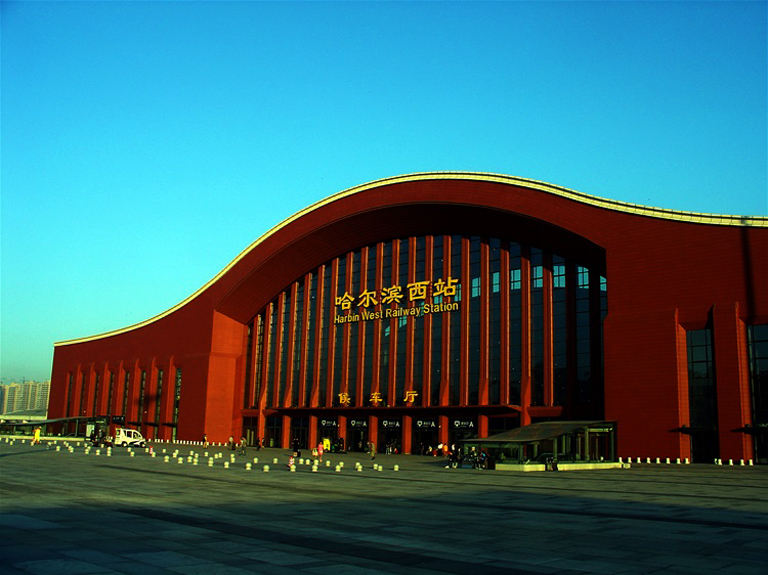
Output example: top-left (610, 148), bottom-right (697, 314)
top-left (462, 421), bottom-right (614, 444)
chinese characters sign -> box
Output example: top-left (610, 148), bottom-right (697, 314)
top-left (334, 277), bottom-right (460, 325)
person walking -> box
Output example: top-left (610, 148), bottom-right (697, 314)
top-left (203, 434), bottom-right (209, 448)
top-left (238, 436), bottom-right (247, 456)
top-left (32, 427), bottom-right (41, 445)
top-left (368, 440), bottom-right (376, 460)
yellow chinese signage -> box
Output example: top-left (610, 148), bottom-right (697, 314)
top-left (334, 277), bottom-right (460, 325)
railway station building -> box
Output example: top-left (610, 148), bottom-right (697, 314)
top-left (49, 173), bottom-right (768, 463)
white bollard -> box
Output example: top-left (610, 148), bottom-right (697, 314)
top-left (377, 464), bottom-right (383, 472)
top-left (729, 459), bottom-right (734, 466)
top-left (224, 462), bottom-right (229, 469)
top-left (253, 457), bottom-right (259, 464)
top-left (676, 458), bottom-right (680, 464)
top-left (339, 461), bottom-right (344, 468)
top-left (394, 464), bottom-right (399, 472)
top-left (312, 465), bottom-right (318, 473)
top-left (665, 458), bottom-right (670, 464)
top-left (273, 458), bottom-right (279, 464)
top-left (164, 455), bottom-right (170, 463)
top-left (177, 457), bottom-right (183, 464)
top-left (246, 463), bottom-right (252, 471)
top-left (130, 451), bottom-right (135, 458)
top-left (655, 458), bottom-right (660, 464)
top-left (263, 465), bottom-right (270, 472)
top-left (646, 458), bottom-right (651, 464)
top-left (335, 465), bottom-right (341, 473)
top-left (740, 459), bottom-right (745, 466)
top-left (290, 465), bottom-right (296, 473)
top-left (618, 457), bottom-right (623, 463)
top-left (685, 458), bottom-right (689, 464)
top-left (208, 459), bottom-right (214, 467)
top-left (56, 446), bottom-right (61, 452)
top-left (749, 459), bottom-right (754, 466)
top-left (326, 460), bottom-right (331, 467)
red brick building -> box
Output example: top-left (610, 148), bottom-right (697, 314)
top-left (49, 173), bottom-right (768, 463)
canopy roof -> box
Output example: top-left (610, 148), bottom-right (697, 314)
top-left (463, 421), bottom-right (614, 444)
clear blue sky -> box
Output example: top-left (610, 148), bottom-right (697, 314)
top-left (2, 1), bottom-right (766, 382)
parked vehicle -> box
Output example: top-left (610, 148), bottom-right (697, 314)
top-left (113, 428), bottom-right (145, 447)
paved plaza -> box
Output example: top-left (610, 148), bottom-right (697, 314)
top-left (1, 438), bottom-right (766, 574)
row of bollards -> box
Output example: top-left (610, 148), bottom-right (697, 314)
top-left (619, 456), bottom-right (754, 466)
top-left (42, 438), bottom-right (404, 474)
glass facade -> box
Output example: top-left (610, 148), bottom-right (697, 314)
top-left (748, 324), bottom-right (768, 463)
top-left (244, 234), bottom-right (606, 417)
top-left (686, 328), bottom-right (720, 462)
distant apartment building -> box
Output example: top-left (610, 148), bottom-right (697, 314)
top-left (0, 381), bottom-right (50, 414)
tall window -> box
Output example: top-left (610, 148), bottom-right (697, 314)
top-left (92, 373), bottom-right (100, 416)
top-left (155, 369), bottom-right (163, 423)
top-left (304, 274), bottom-right (318, 407)
top-left (138, 370), bottom-right (147, 424)
top-left (686, 328), bottom-right (719, 462)
top-left (79, 373), bottom-right (87, 417)
top-left (172, 367), bottom-right (182, 438)
top-left (509, 242), bottom-right (522, 404)
top-left (488, 238), bottom-right (501, 405)
top-left (530, 248), bottom-right (544, 405)
top-left (552, 256), bottom-right (567, 405)
top-left (575, 266), bottom-right (591, 403)
top-left (747, 325), bottom-right (768, 463)
top-left (468, 236), bottom-right (482, 405)
top-left (292, 282), bottom-right (304, 407)
top-left (66, 374), bottom-right (74, 416)
top-left (122, 371), bottom-right (130, 417)
top-left (106, 371), bottom-right (114, 418)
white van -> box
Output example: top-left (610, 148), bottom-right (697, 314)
top-left (113, 428), bottom-right (146, 447)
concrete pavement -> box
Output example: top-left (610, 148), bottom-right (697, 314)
top-left (1, 437), bottom-right (766, 574)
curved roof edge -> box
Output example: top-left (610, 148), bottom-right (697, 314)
top-left (55, 171), bottom-right (768, 347)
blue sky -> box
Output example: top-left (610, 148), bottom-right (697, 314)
top-left (2, 1), bottom-right (766, 381)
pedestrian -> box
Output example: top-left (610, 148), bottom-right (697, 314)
top-left (32, 427), bottom-right (41, 445)
top-left (228, 435), bottom-right (235, 450)
top-left (317, 441), bottom-right (324, 462)
top-left (256, 437), bottom-right (261, 451)
top-left (203, 434), bottom-right (209, 448)
top-left (369, 440), bottom-right (376, 460)
top-left (239, 435), bottom-right (247, 456)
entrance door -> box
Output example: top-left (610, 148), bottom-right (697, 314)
top-left (349, 428), bottom-right (368, 452)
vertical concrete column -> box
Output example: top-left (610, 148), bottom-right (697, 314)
top-left (369, 415), bottom-right (379, 453)
top-left (338, 415), bottom-right (348, 451)
top-left (281, 414), bottom-right (292, 449)
top-left (477, 414), bottom-right (488, 439)
top-left (308, 415), bottom-right (318, 450)
top-left (402, 414), bottom-right (413, 454)
top-left (439, 414), bottom-right (449, 446)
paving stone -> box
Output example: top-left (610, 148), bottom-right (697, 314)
top-left (1, 442), bottom-right (766, 575)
